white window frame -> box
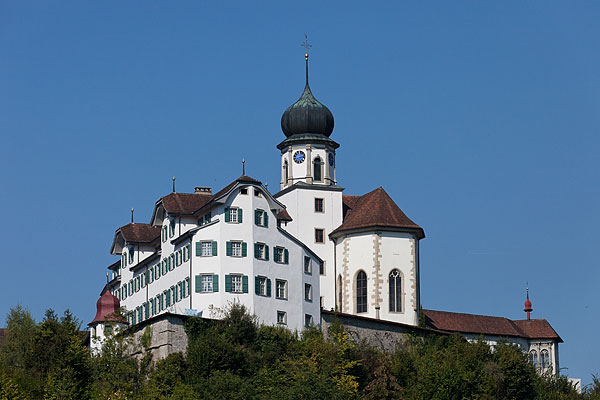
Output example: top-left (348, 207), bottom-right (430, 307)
top-left (231, 241), bottom-right (242, 257)
top-left (200, 241), bottom-right (213, 257)
top-left (231, 274), bottom-right (243, 293)
top-left (200, 274), bottom-right (213, 293)
top-left (257, 276), bottom-right (267, 296)
top-left (276, 279), bottom-right (287, 300)
top-left (228, 207), bottom-right (239, 223)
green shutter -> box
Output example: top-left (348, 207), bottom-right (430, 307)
top-left (267, 279), bottom-right (271, 297)
top-left (264, 212), bottom-right (268, 228)
top-left (273, 247), bottom-right (276, 261)
top-left (226, 241), bottom-right (232, 256)
top-left (255, 209), bottom-right (260, 225)
top-left (212, 241), bottom-right (218, 256)
top-left (242, 242), bottom-right (247, 257)
top-left (238, 208), bottom-right (243, 223)
top-left (225, 275), bottom-right (232, 292)
top-left (242, 275), bottom-right (248, 293)
top-left (224, 207), bottom-right (230, 222)
top-left (265, 245), bottom-right (269, 261)
top-left (213, 274), bottom-right (219, 292)
top-left (284, 249), bottom-right (289, 264)
top-left (255, 276), bottom-right (260, 295)
top-left (254, 243), bottom-right (259, 259)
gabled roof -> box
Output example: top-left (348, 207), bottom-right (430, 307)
top-left (110, 223), bottom-right (160, 255)
top-left (424, 309), bottom-right (562, 342)
top-left (331, 187), bottom-right (424, 238)
top-left (150, 175), bottom-right (273, 225)
top-left (277, 209), bottom-right (293, 221)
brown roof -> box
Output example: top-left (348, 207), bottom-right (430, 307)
top-left (424, 309), bottom-right (562, 342)
top-left (119, 223), bottom-right (161, 244)
top-left (277, 209), bottom-right (293, 221)
top-left (331, 187), bottom-right (424, 238)
top-left (161, 175), bottom-right (262, 216)
top-left (161, 193), bottom-right (213, 215)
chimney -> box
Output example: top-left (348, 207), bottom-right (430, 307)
top-left (194, 186), bottom-right (212, 194)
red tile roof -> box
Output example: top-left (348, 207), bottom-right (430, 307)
top-left (424, 309), bottom-right (562, 342)
top-left (119, 223), bottom-right (161, 244)
top-left (331, 187), bottom-right (424, 238)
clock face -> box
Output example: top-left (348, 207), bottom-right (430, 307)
top-left (328, 153), bottom-right (334, 166)
top-left (293, 151), bottom-right (305, 164)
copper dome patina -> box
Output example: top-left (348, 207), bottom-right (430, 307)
top-left (281, 83), bottom-right (334, 137)
top-left (281, 53), bottom-right (334, 138)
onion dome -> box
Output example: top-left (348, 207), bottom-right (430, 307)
top-left (524, 287), bottom-right (533, 320)
top-left (90, 290), bottom-right (125, 325)
top-left (281, 54), bottom-right (334, 137)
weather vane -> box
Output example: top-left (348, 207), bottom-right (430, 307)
top-left (301, 34), bottom-right (312, 58)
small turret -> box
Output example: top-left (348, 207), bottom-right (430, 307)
top-left (524, 287), bottom-right (533, 321)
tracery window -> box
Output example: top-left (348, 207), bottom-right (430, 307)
top-left (389, 269), bottom-right (402, 312)
top-left (529, 350), bottom-right (539, 368)
top-left (541, 349), bottom-right (550, 369)
top-left (356, 271), bottom-right (367, 313)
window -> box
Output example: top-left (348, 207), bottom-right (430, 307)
top-left (529, 350), bottom-right (539, 368)
top-left (274, 247), bottom-right (289, 264)
top-left (314, 198), bottom-right (324, 213)
top-left (225, 207), bottom-right (242, 223)
top-left (276, 280), bottom-right (287, 299)
top-left (254, 189), bottom-right (261, 197)
top-left (196, 241), bottom-right (217, 257)
top-left (201, 241), bottom-right (212, 257)
top-left (254, 209), bottom-right (268, 227)
top-left (227, 241), bottom-right (247, 257)
top-left (283, 161), bottom-right (289, 184)
top-left (277, 311), bottom-right (287, 325)
top-left (162, 226), bottom-right (167, 243)
top-left (240, 188), bottom-right (248, 195)
top-left (541, 350), bottom-right (550, 369)
top-left (356, 271), bottom-right (367, 313)
top-left (304, 283), bottom-right (312, 302)
top-left (305, 314), bottom-right (313, 327)
top-left (304, 256), bottom-right (312, 274)
top-left (315, 228), bottom-right (324, 243)
top-left (313, 157), bottom-right (323, 182)
top-left (168, 219), bottom-right (175, 238)
top-left (254, 243), bottom-right (269, 260)
top-left (255, 276), bottom-right (271, 297)
top-left (320, 261), bottom-right (325, 275)
top-left (389, 269), bottom-right (402, 312)
top-left (129, 248), bottom-right (134, 263)
top-left (231, 275), bottom-right (243, 293)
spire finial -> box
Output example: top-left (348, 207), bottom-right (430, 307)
top-left (172, 176), bottom-right (176, 193)
top-left (301, 34), bottom-right (311, 85)
top-left (130, 208), bottom-right (134, 223)
top-left (242, 159), bottom-right (246, 175)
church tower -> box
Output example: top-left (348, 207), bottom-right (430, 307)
top-left (278, 52), bottom-right (339, 189)
top-left (275, 49), bottom-right (344, 311)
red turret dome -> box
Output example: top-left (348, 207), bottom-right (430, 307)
top-left (524, 297), bottom-right (532, 312)
top-left (90, 290), bottom-right (126, 325)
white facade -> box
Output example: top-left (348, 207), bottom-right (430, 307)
top-left (109, 179), bottom-right (321, 333)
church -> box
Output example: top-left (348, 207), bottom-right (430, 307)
top-left (90, 50), bottom-right (562, 376)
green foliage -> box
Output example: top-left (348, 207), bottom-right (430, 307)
top-left (0, 304), bottom-right (592, 399)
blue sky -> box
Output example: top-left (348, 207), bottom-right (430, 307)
top-left (1, 1), bottom-right (598, 385)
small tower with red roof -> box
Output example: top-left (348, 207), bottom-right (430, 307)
top-left (524, 287), bottom-right (533, 321)
top-left (88, 290), bottom-right (128, 354)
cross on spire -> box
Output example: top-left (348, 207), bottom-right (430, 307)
top-left (301, 34), bottom-right (312, 58)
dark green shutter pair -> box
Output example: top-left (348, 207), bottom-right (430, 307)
top-left (254, 210), bottom-right (270, 227)
top-left (224, 275), bottom-right (248, 293)
top-left (226, 241), bottom-right (247, 257)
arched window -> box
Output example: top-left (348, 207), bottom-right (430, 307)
top-left (313, 157), bottom-right (323, 182)
top-left (540, 349), bottom-right (550, 369)
top-left (283, 161), bottom-right (288, 184)
top-left (356, 271), bottom-right (367, 313)
top-left (389, 269), bottom-right (402, 312)
top-left (529, 350), bottom-right (538, 368)
top-left (337, 275), bottom-right (343, 312)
